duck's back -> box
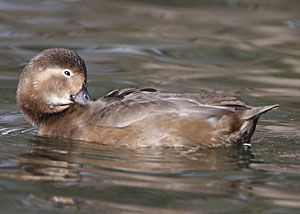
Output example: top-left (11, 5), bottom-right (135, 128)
top-left (73, 88), bottom-right (277, 148)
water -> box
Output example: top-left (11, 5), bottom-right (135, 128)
top-left (0, 0), bottom-right (299, 213)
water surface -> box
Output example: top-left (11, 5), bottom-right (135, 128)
top-left (0, 0), bottom-right (299, 213)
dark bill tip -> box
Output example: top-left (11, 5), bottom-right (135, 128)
top-left (70, 85), bottom-right (92, 105)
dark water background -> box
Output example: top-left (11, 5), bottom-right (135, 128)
top-left (0, 0), bottom-right (299, 213)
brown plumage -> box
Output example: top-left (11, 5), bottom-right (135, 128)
top-left (16, 48), bottom-right (278, 148)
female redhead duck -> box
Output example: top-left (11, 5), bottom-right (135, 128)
top-left (17, 48), bottom-right (278, 148)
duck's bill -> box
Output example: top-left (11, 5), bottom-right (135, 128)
top-left (70, 85), bottom-right (92, 105)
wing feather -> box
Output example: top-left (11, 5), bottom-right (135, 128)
top-left (87, 88), bottom-right (246, 127)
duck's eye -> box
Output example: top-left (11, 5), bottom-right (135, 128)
top-left (63, 69), bottom-right (72, 77)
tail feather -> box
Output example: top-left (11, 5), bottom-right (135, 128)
top-left (242, 104), bottom-right (279, 120)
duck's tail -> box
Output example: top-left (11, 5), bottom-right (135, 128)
top-left (242, 104), bottom-right (279, 120)
top-left (230, 104), bottom-right (278, 145)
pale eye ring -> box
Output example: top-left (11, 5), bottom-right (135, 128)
top-left (63, 69), bottom-right (73, 77)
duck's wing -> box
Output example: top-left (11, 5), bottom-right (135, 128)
top-left (101, 88), bottom-right (246, 105)
top-left (88, 88), bottom-right (247, 127)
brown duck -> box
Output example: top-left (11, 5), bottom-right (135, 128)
top-left (17, 48), bottom-right (278, 148)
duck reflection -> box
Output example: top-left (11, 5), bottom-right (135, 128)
top-left (14, 137), bottom-right (255, 186)
top-left (17, 137), bottom-right (81, 182)
top-left (5, 137), bottom-right (299, 211)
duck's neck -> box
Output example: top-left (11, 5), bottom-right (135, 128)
top-left (21, 105), bottom-right (69, 129)
top-left (32, 105), bottom-right (84, 138)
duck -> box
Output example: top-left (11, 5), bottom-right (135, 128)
top-left (16, 48), bottom-right (278, 148)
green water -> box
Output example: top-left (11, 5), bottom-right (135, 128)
top-left (0, 0), bottom-right (299, 213)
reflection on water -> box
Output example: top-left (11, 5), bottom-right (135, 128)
top-left (0, 136), bottom-right (265, 212)
top-left (0, 0), bottom-right (299, 213)
top-left (1, 135), bottom-right (299, 213)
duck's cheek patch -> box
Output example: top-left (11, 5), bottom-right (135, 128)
top-left (45, 94), bottom-right (72, 106)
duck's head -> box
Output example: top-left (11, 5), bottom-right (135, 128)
top-left (17, 48), bottom-right (92, 126)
